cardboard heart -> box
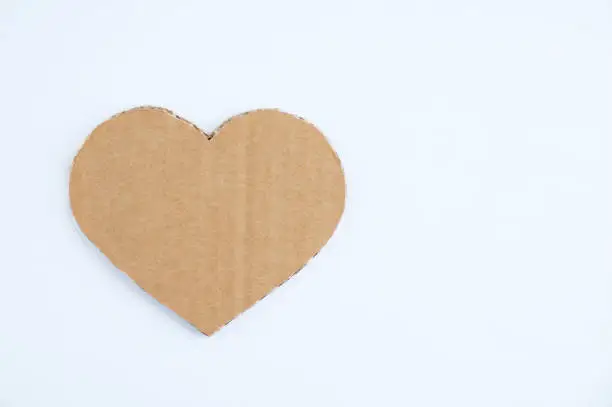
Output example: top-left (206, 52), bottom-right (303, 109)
top-left (70, 107), bottom-right (345, 334)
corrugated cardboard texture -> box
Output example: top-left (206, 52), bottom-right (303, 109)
top-left (70, 107), bottom-right (345, 334)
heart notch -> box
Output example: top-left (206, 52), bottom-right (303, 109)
top-left (70, 107), bottom-right (345, 335)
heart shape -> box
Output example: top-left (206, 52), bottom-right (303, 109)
top-left (70, 107), bottom-right (345, 334)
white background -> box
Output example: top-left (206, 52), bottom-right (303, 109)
top-left (1, 0), bottom-right (611, 406)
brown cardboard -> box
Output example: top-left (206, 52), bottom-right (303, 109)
top-left (70, 107), bottom-right (345, 335)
